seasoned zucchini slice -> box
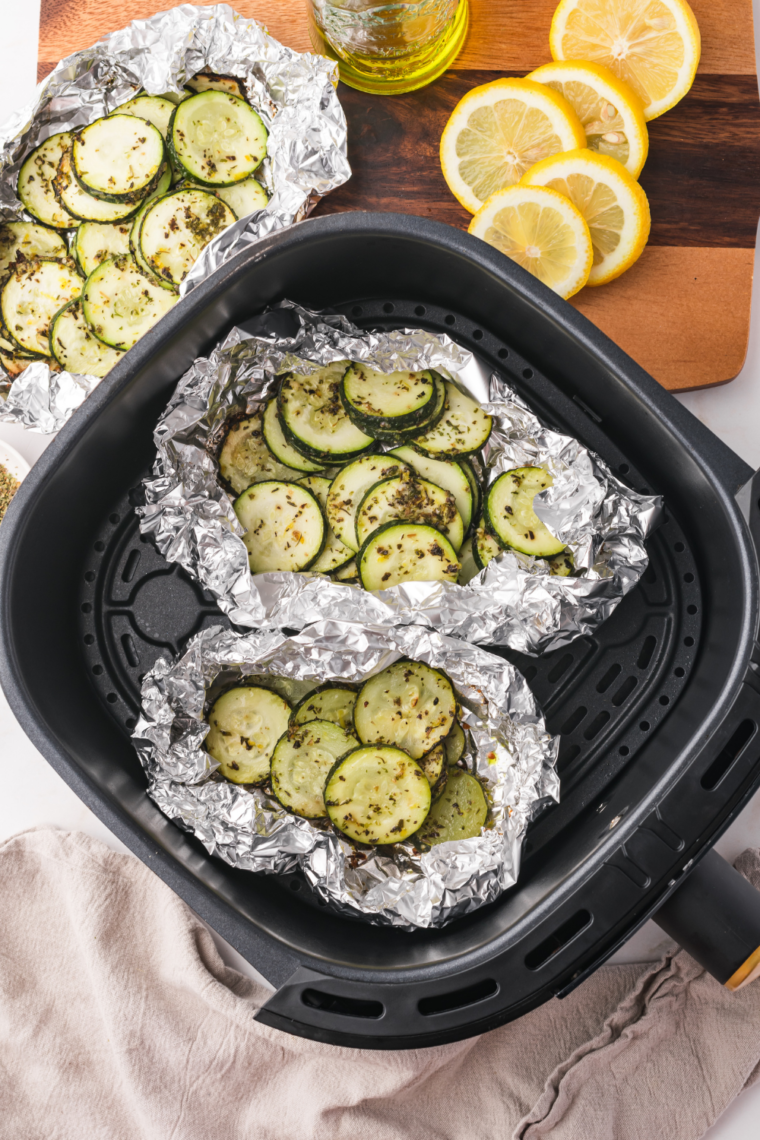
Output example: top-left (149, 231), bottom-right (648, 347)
top-left (297, 475), bottom-right (355, 574)
top-left (457, 536), bottom-right (480, 584)
top-left (473, 518), bottom-right (504, 571)
top-left (218, 411), bottom-right (301, 494)
top-left (17, 132), bottom-right (78, 229)
top-left (74, 220), bottom-right (131, 278)
top-left (138, 189), bottom-right (235, 289)
top-left (388, 446), bottom-right (473, 534)
top-left (262, 398), bottom-right (324, 473)
top-left (415, 770), bottom-right (488, 847)
top-left (460, 458), bottom-right (482, 523)
top-left (326, 453), bottom-right (410, 552)
top-left (278, 364), bottom-right (374, 463)
top-left (364, 375), bottom-right (448, 444)
top-left (1, 259), bottom-right (82, 356)
top-left (341, 364), bottom-right (436, 432)
top-left (271, 719), bottom-right (359, 819)
top-left (49, 299), bottom-right (125, 377)
top-left (169, 91), bottom-right (267, 186)
top-left (444, 720), bottom-right (466, 767)
top-left (355, 472), bottom-right (464, 551)
top-left (54, 148), bottom-right (144, 223)
top-left (234, 480), bottom-right (325, 573)
top-left (333, 559), bottom-right (358, 582)
top-left (291, 683), bottom-right (358, 731)
top-left (548, 551), bottom-right (575, 576)
top-left (354, 660), bottom-right (456, 760)
top-left (0, 222), bottom-right (66, 273)
top-left (324, 745), bottom-right (431, 844)
top-left (81, 256), bottom-right (177, 350)
top-left (186, 72), bottom-right (247, 100)
top-left (418, 742), bottom-right (445, 788)
top-left (485, 467), bottom-right (566, 557)
top-left (0, 351), bottom-right (58, 378)
top-left (73, 116), bottom-right (165, 202)
top-left (414, 380), bottom-right (493, 457)
top-left (205, 685), bottom-right (291, 784)
top-left (216, 176), bottom-right (268, 217)
top-left (114, 95), bottom-right (177, 139)
top-left (127, 165), bottom-right (174, 287)
top-left (358, 522), bottom-right (460, 592)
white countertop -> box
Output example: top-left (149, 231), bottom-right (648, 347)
top-left (1, 5), bottom-right (760, 1131)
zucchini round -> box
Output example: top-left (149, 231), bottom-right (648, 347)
top-left (216, 176), bottom-right (268, 218)
top-left (17, 132), bottom-right (78, 229)
top-left (138, 189), bottom-right (235, 290)
top-left (49, 299), bottom-right (125, 377)
top-left (341, 364), bottom-right (436, 432)
top-left (205, 685), bottom-right (291, 784)
top-left (271, 719), bottom-right (359, 819)
top-left (414, 380), bottom-right (493, 457)
top-left (457, 536), bottom-right (480, 584)
top-left (169, 90), bottom-right (267, 186)
top-left (74, 220), bottom-right (131, 278)
top-left (262, 397), bottom-right (324, 473)
top-left (54, 147), bottom-right (144, 223)
top-left (127, 165), bottom-right (174, 288)
top-left (291, 683), bottom-right (358, 731)
top-left (218, 411), bottom-right (302, 495)
top-left (278, 365), bottom-right (374, 463)
top-left (357, 521), bottom-right (460, 592)
top-left (484, 467), bottom-right (566, 557)
top-left (297, 475), bottom-right (355, 574)
top-left (444, 720), bottom-right (466, 767)
top-left (81, 255), bottom-right (177, 350)
top-left (354, 659), bottom-right (456, 760)
top-left (460, 458), bottom-right (482, 525)
top-left (0, 222), bottom-right (66, 274)
top-left (234, 480), bottom-right (326, 573)
top-left (325, 453), bottom-right (410, 552)
top-left (415, 770), bottom-right (488, 847)
top-left (355, 472), bottom-right (464, 551)
top-left (324, 745), bottom-right (431, 845)
top-left (548, 551), bottom-right (575, 576)
top-left (114, 95), bottom-right (177, 139)
top-left (73, 116), bottom-right (165, 202)
top-left (186, 72), bottom-right (247, 100)
top-left (473, 518), bottom-right (504, 571)
top-left (1, 259), bottom-right (82, 356)
top-left (332, 559), bottom-right (358, 582)
top-left (388, 446), bottom-right (473, 534)
top-left (418, 742), bottom-right (445, 788)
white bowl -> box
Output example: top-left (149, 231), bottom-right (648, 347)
top-left (0, 439), bottom-right (31, 484)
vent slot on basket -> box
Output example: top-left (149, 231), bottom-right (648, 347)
top-left (418, 978), bottom-right (498, 1017)
top-left (701, 719), bottom-right (756, 790)
top-left (525, 909), bottom-right (592, 970)
top-left (301, 989), bottom-right (384, 1020)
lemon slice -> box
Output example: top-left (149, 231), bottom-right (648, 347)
top-left (468, 184), bottom-right (593, 299)
top-left (528, 60), bottom-right (648, 179)
top-left (521, 148), bottom-right (650, 285)
top-left (550, 0), bottom-right (701, 121)
top-left (440, 78), bottom-right (587, 214)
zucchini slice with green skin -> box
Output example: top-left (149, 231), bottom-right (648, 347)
top-left (548, 551), bottom-right (575, 576)
top-left (358, 521), bottom-right (460, 592)
top-left (215, 176), bottom-right (268, 217)
top-left (234, 480), bottom-right (326, 573)
top-left (0, 351), bottom-right (58, 378)
top-left (326, 453), bottom-right (410, 552)
top-left (114, 95), bottom-right (177, 139)
top-left (0, 222), bottom-right (66, 273)
top-left (414, 380), bottom-right (493, 457)
top-left (186, 72), bottom-right (247, 100)
top-left (415, 770), bottom-right (488, 848)
top-left (262, 397), bottom-right (324, 473)
top-left (54, 148), bottom-right (144, 223)
top-left (205, 685), bottom-right (291, 784)
top-left (418, 742), bottom-right (445, 788)
top-left (49, 299), bottom-right (125, 377)
top-left (271, 719), bottom-right (359, 819)
top-left (444, 720), bottom-right (466, 767)
top-left (218, 411), bottom-right (302, 494)
top-left (354, 659), bottom-right (456, 760)
top-left (127, 165), bottom-right (174, 287)
top-left (81, 255), bottom-right (177, 350)
top-left (138, 189), bottom-right (235, 290)
top-left (341, 364), bottom-right (437, 433)
top-left (74, 220), bottom-right (131, 278)
top-left (73, 116), bottom-right (165, 202)
top-left (460, 458), bottom-right (482, 525)
top-left (457, 536), bottom-right (479, 584)
top-left (324, 745), bottom-right (431, 845)
top-left (291, 683), bottom-right (358, 731)
top-left (17, 132), bottom-right (78, 229)
top-left (484, 467), bottom-right (566, 557)
top-left (388, 446), bottom-right (473, 534)
top-left (332, 559), bottom-right (358, 582)
top-left (473, 517), bottom-right (504, 571)
top-left (355, 472), bottom-right (464, 552)
top-left (278, 365), bottom-right (375, 464)
top-left (297, 475), bottom-right (355, 574)
top-left (169, 91), bottom-right (267, 186)
top-left (363, 375), bottom-right (448, 443)
top-left (1, 258), bottom-right (82, 356)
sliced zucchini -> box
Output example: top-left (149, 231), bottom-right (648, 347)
top-left (73, 116), bottom-right (165, 202)
top-left (460, 458), bottom-right (482, 525)
top-left (0, 351), bottom-right (49, 378)
top-left (128, 166), bottom-right (174, 287)
top-left (363, 374), bottom-right (448, 444)
top-left (271, 719), bottom-right (359, 819)
top-left (485, 467), bottom-right (566, 557)
top-left (332, 559), bottom-right (358, 582)
top-left (218, 411), bottom-right (302, 494)
top-left (418, 742), bottom-right (445, 788)
top-left (205, 685), bottom-right (291, 784)
top-left (291, 683), bottom-right (358, 731)
top-left (354, 659), bottom-right (456, 760)
top-left (54, 147), bottom-right (144, 223)
top-left (297, 475), bottom-right (355, 574)
top-left (1, 258), bottom-right (82, 356)
top-left (278, 364), bottom-right (374, 463)
top-left (169, 91), bottom-right (267, 186)
top-left (358, 522), bottom-right (460, 592)
top-left (0, 222), bottom-right (66, 273)
top-left (216, 176), bottom-right (268, 217)
top-left (355, 472), bottom-right (464, 551)
top-left (114, 95), bottom-right (177, 139)
top-left (415, 770), bottom-right (488, 848)
top-left (262, 398), bottom-right (324, 473)
top-left (341, 364), bottom-right (436, 433)
top-left (49, 299), bottom-right (125, 377)
top-left (388, 446), bottom-right (473, 534)
top-left (234, 480), bottom-right (325, 573)
top-left (138, 189), bottom-right (235, 289)
top-left (444, 720), bottom-right (466, 767)
top-left (457, 536), bottom-right (480, 584)
top-left (548, 551), bottom-right (575, 576)
top-left (81, 255), bottom-right (177, 350)
top-left (325, 453), bottom-right (410, 553)
top-left (74, 220), bottom-right (131, 278)
top-left (473, 518), bottom-right (504, 571)
top-left (324, 745), bottom-right (431, 845)
top-left (186, 72), bottom-right (247, 100)
top-left (17, 132), bottom-right (78, 229)
top-left (414, 380), bottom-right (493, 457)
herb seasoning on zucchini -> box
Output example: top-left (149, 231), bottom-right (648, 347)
top-left (205, 685), bottom-right (291, 784)
top-left (415, 770), bottom-right (488, 847)
top-left (324, 745), bottom-right (431, 844)
top-left (354, 660), bottom-right (456, 760)
top-left (485, 467), bottom-right (566, 557)
top-left (271, 720), bottom-right (359, 819)
top-left (291, 683), bottom-right (358, 731)
top-left (234, 480), bottom-right (326, 573)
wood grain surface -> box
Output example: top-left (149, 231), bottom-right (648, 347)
top-left (37, 0), bottom-right (760, 390)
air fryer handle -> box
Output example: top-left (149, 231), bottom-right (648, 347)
top-left (654, 850), bottom-right (760, 990)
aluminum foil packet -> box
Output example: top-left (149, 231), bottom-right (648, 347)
top-left (139, 300), bottom-right (662, 654)
top-left (133, 620), bottom-right (559, 929)
top-left (0, 4), bottom-right (350, 432)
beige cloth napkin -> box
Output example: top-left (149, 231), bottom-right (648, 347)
top-left (2, 827), bottom-right (760, 1140)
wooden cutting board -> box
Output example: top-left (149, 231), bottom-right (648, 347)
top-left (38, 0), bottom-right (760, 390)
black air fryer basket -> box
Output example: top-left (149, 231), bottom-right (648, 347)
top-left (3, 214), bottom-right (760, 1049)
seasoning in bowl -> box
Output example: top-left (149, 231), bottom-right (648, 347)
top-left (0, 463), bottom-right (19, 522)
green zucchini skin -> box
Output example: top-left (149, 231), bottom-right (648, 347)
top-left (484, 467), bottom-right (566, 557)
top-left (262, 398), bottom-right (325, 472)
top-left (277, 366), bottom-right (375, 464)
top-left (415, 770), bottom-right (488, 848)
top-left (357, 521), bottom-right (461, 592)
top-left (340, 364), bottom-right (437, 434)
top-left (324, 745), bottom-right (432, 845)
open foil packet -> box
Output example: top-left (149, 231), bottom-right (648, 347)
top-left (0, 4), bottom-right (350, 432)
top-left (139, 301), bottom-right (662, 654)
top-left (133, 620), bottom-right (559, 929)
